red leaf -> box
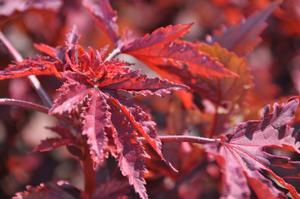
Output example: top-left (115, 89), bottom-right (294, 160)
top-left (13, 181), bottom-right (81, 199)
top-left (122, 24), bottom-right (192, 53)
top-left (128, 104), bottom-right (157, 140)
top-left (34, 43), bottom-right (58, 59)
top-left (0, 0), bottom-right (62, 16)
top-left (82, 0), bottom-right (120, 45)
top-left (42, 42), bottom-right (183, 170)
top-left (0, 57), bottom-right (59, 80)
top-left (103, 70), bottom-right (188, 97)
top-left (141, 40), bottom-right (237, 78)
top-left (204, 99), bottom-right (300, 198)
top-left (34, 138), bottom-right (73, 152)
top-left (82, 89), bottom-right (111, 166)
top-left (122, 24), bottom-right (237, 78)
top-left (109, 100), bottom-right (148, 199)
top-left (109, 97), bottom-right (164, 162)
top-left (34, 26), bottom-right (80, 60)
top-left (49, 81), bottom-right (90, 115)
top-left (211, 0), bottom-right (282, 56)
top-left (0, 30), bottom-right (185, 198)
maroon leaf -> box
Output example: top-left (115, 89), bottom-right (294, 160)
top-left (122, 24), bottom-right (237, 78)
top-left (41, 42), bottom-right (183, 171)
top-left (49, 82), bottom-right (90, 115)
top-left (109, 100), bottom-right (148, 199)
top-left (211, 0), bottom-right (282, 56)
top-left (82, 0), bottom-right (120, 45)
top-left (0, 57), bottom-right (59, 80)
top-left (109, 97), bottom-right (164, 164)
top-left (0, 0), bottom-right (62, 16)
top-left (204, 99), bottom-right (300, 198)
top-left (0, 29), bottom-right (186, 198)
top-left (34, 44), bottom-right (58, 59)
top-left (104, 70), bottom-right (188, 97)
top-left (34, 138), bottom-right (74, 152)
top-left (128, 104), bottom-right (157, 139)
top-left (122, 24), bottom-right (192, 53)
top-left (141, 40), bottom-right (238, 78)
top-left (13, 181), bottom-right (81, 199)
top-left (92, 179), bottom-right (130, 199)
top-left (82, 89), bottom-right (111, 166)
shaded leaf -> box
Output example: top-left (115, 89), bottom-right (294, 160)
top-left (13, 181), bottom-right (81, 199)
top-left (196, 43), bottom-right (252, 105)
top-left (92, 179), bottom-right (130, 199)
top-left (211, 0), bottom-right (282, 56)
top-left (82, 0), bottom-right (120, 45)
top-left (195, 43), bottom-right (253, 135)
top-left (0, 0), bottom-right (62, 16)
top-left (34, 138), bottom-right (74, 152)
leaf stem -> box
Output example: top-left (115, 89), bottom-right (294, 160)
top-left (105, 48), bottom-right (120, 62)
top-left (0, 98), bottom-right (49, 113)
top-left (158, 135), bottom-right (221, 144)
top-left (0, 31), bottom-right (53, 107)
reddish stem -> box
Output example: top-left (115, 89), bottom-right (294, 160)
top-left (83, 142), bottom-right (96, 198)
top-left (0, 31), bottom-right (52, 107)
top-left (158, 135), bottom-right (221, 144)
top-left (0, 98), bottom-right (49, 113)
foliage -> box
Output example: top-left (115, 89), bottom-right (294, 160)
top-left (0, 0), bottom-right (299, 199)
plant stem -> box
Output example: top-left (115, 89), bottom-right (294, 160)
top-left (0, 98), bottom-right (49, 113)
top-left (83, 141), bottom-right (96, 198)
top-left (0, 31), bottom-right (52, 107)
top-left (158, 135), bottom-right (221, 144)
top-left (105, 48), bottom-right (120, 62)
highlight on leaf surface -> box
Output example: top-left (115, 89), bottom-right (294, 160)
top-left (122, 24), bottom-right (237, 79)
top-left (204, 99), bottom-right (300, 198)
